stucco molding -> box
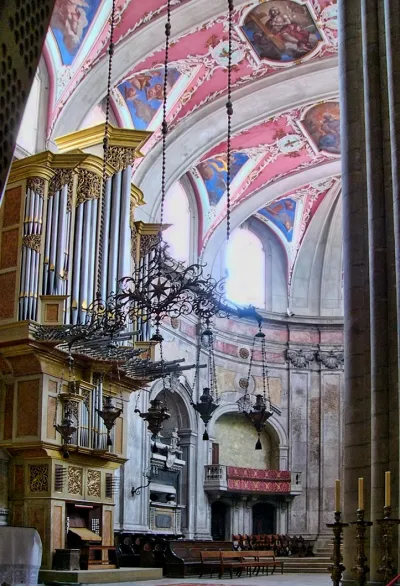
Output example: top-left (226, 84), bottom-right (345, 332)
top-left (316, 349), bottom-right (344, 370)
top-left (286, 348), bottom-right (315, 369)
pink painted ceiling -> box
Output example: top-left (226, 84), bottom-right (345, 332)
top-left (45, 0), bottom-right (339, 260)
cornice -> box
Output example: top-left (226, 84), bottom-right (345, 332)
top-left (131, 184), bottom-right (145, 207)
top-left (54, 123), bottom-right (152, 155)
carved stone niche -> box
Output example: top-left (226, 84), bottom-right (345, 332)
top-left (316, 349), bottom-right (344, 370)
top-left (286, 348), bottom-right (315, 369)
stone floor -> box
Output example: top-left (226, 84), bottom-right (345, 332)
top-left (132, 574), bottom-right (331, 586)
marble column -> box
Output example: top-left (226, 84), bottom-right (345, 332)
top-left (339, 0), bottom-right (400, 581)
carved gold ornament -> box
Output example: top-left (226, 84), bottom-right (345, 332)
top-left (48, 168), bottom-right (74, 204)
top-left (22, 234), bottom-right (41, 252)
top-left (107, 146), bottom-right (136, 172)
top-left (76, 169), bottom-right (101, 206)
top-left (87, 469), bottom-right (101, 498)
top-left (68, 466), bottom-right (83, 495)
top-left (29, 465), bottom-right (49, 492)
top-left (27, 177), bottom-right (45, 197)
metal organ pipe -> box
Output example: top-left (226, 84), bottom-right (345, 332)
top-left (55, 184), bottom-right (68, 295)
top-left (86, 197), bottom-right (98, 309)
top-left (48, 190), bottom-right (60, 295)
top-left (79, 199), bottom-right (92, 323)
top-left (118, 167), bottom-right (131, 283)
top-left (100, 178), bottom-right (112, 301)
top-left (43, 194), bottom-right (52, 295)
top-left (107, 172), bottom-right (122, 296)
top-left (71, 204), bottom-right (83, 324)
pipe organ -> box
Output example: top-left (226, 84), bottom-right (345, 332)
top-left (0, 124), bottom-right (165, 569)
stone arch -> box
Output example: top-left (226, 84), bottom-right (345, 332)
top-left (150, 377), bottom-right (197, 433)
top-left (207, 402), bottom-right (288, 470)
top-left (133, 60), bottom-right (339, 224)
top-left (201, 161), bottom-right (341, 280)
top-left (218, 216), bottom-right (288, 312)
top-left (290, 182), bottom-right (341, 315)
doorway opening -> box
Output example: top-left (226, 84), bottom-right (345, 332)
top-left (211, 501), bottom-right (229, 540)
top-left (252, 502), bottom-right (276, 534)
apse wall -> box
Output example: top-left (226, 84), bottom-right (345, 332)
top-left (121, 310), bottom-right (344, 541)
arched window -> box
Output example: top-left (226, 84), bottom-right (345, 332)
top-left (226, 227), bottom-right (265, 307)
top-left (163, 182), bottom-right (191, 264)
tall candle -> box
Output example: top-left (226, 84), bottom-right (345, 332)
top-left (335, 479), bottom-right (341, 512)
top-left (385, 471), bottom-right (391, 507)
top-left (358, 477), bottom-right (364, 510)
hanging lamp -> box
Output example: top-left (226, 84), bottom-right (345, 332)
top-left (192, 321), bottom-right (219, 440)
top-left (237, 322), bottom-right (273, 449)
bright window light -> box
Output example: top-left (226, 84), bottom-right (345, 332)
top-left (163, 183), bottom-right (191, 264)
top-left (226, 228), bottom-right (265, 308)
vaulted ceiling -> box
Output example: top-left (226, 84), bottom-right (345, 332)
top-left (43, 0), bottom-right (342, 316)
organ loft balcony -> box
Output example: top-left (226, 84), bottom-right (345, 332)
top-left (204, 465), bottom-right (303, 497)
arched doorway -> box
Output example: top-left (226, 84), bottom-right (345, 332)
top-left (252, 503), bottom-right (276, 534)
top-left (211, 501), bottom-right (229, 540)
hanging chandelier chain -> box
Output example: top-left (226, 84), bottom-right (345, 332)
top-left (97, 0), bottom-right (117, 295)
top-left (212, 342), bottom-right (218, 399)
top-left (261, 334), bottom-right (267, 401)
top-left (160, 0), bottom-right (172, 233)
top-left (245, 333), bottom-right (256, 395)
top-left (191, 327), bottom-right (202, 398)
top-left (226, 0), bottom-right (234, 241)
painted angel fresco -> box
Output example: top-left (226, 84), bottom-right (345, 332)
top-left (198, 153), bottom-right (249, 206)
top-left (302, 102), bottom-right (341, 155)
top-left (118, 69), bottom-right (180, 130)
top-left (51, 0), bottom-right (101, 65)
top-left (242, 0), bottom-right (322, 63)
top-left (259, 198), bottom-right (296, 241)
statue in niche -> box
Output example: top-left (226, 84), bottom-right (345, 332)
top-left (165, 428), bottom-right (182, 469)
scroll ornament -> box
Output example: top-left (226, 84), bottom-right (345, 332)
top-left (26, 176), bottom-right (45, 197)
top-left (107, 146), bottom-right (137, 172)
top-left (76, 169), bottom-right (101, 206)
top-left (317, 350), bottom-right (344, 370)
top-left (48, 168), bottom-right (74, 201)
top-left (22, 233), bottom-right (41, 252)
top-left (286, 348), bottom-right (315, 369)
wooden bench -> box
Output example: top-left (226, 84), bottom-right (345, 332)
top-left (164, 541), bottom-right (232, 577)
top-left (199, 550), bottom-right (222, 578)
top-left (247, 551), bottom-right (284, 575)
top-left (219, 551), bottom-right (247, 578)
top-left (201, 550), bottom-right (284, 579)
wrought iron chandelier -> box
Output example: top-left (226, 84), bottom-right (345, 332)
top-left (237, 322), bottom-right (273, 450)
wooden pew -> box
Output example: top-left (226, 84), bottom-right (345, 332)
top-left (164, 541), bottom-right (232, 577)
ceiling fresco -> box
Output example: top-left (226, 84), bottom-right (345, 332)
top-left (43, 0), bottom-right (340, 283)
top-left (190, 99), bottom-right (340, 246)
top-left (254, 175), bottom-right (340, 283)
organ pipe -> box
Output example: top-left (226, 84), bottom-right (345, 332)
top-left (100, 178), bottom-right (112, 301)
top-left (118, 167), bottom-right (131, 282)
top-left (71, 204), bottom-right (83, 324)
top-left (107, 172), bottom-right (122, 296)
top-left (48, 189), bottom-right (60, 295)
top-left (55, 184), bottom-right (68, 294)
top-left (43, 195), bottom-right (52, 295)
top-left (79, 200), bottom-right (92, 323)
top-left (87, 197), bottom-right (98, 309)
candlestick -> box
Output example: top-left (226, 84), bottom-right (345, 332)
top-left (351, 509), bottom-right (372, 586)
top-left (335, 479), bottom-right (341, 512)
top-left (358, 477), bottom-right (364, 510)
top-left (385, 471), bottom-right (391, 507)
top-left (327, 511), bottom-right (349, 586)
top-left (377, 505), bottom-right (400, 584)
